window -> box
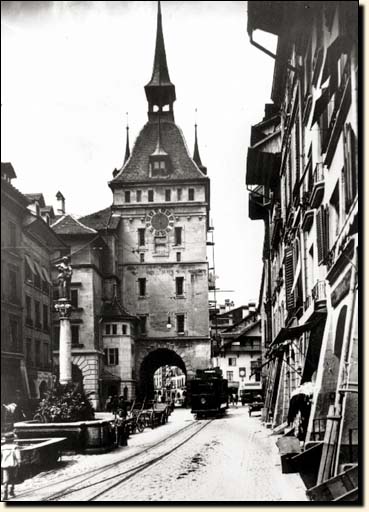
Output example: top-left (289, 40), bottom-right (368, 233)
top-left (165, 189), bottom-right (171, 202)
top-left (122, 324), bottom-right (127, 335)
top-left (9, 317), bottom-right (20, 352)
top-left (35, 340), bottom-right (41, 366)
top-left (53, 326), bottom-right (60, 350)
top-left (136, 190), bottom-right (142, 202)
top-left (177, 188), bottom-right (182, 201)
top-left (25, 259), bottom-right (33, 283)
top-left (188, 188), bottom-right (195, 201)
top-left (71, 325), bottom-right (80, 345)
top-left (138, 278), bottom-right (146, 297)
top-left (140, 253), bottom-right (145, 263)
top-left (9, 268), bottom-right (18, 303)
top-left (26, 338), bottom-right (32, 365)
top-left (34, 266), bottom-right (41, 289)
top-left (139, 316), bottom-right (147, 334)
top-left (228, 357), bottom-right (237, 367)
top-left (175, 277), bottom-right (184, 296)
top-left (104, 348), bottom-right (119, 365)
top-left (8, 221), bottom-right (16, 248)
top-left (226, 371), bottom-right (234, 382)
top-left (105, 324), bottom-right (111, 335)
top-left (43, 304), bottom-right (49, 330)
top-left (35, 300), bottom-right (41, 328)
top-left (343, 124), bottom-right (357, 212)
top-left (138, 228), bottom-right (145, 247)
top-left (148, 190), bottom-right (154, 202)
top-left (124, 190), bottom-right (131, 203)
top-left (174, 227), bottom-right (182, 246)
top-left (112, 324), bottom-right (117, 335)
top-left (43, 342), bottom-right (49, 366)
top-left (176, 314), bottom-right (185, 333)
top-left (26, 295), bottom-right (32, 324)
top-left (71, 289), bottom-right (79, 308)
top-left (154, 236), bottom-right (167, 254)
top-left (176, 252), bottom-right (181, 262)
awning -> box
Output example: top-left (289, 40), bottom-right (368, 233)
top-left (246, 147), bottom-right (281, 187)
top-left (25, 254), bottom-right (35, 274)
top-left (101, 370), bottom-right (121, 382)
top-left (41, 267), bottom-right (52, 285)
top-left (270, 320), bottom-right (318, 349)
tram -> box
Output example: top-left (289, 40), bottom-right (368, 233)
top-left (189, 368), bottom-right (228, 419)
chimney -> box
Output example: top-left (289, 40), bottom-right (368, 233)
top-left (56, 191), bottom-right (65, 215)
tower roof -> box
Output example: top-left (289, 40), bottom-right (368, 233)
top-left (144, 1), bottom-right (176, 109)
top-left (193, 124), bottom-right (207, 174)
top-left (110, 120), bottom-right (208, 184)
top-left (124, 125), bottom-right (130, 164)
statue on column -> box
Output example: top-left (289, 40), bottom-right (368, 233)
top-left (56, 256), bottom-right (73, 300)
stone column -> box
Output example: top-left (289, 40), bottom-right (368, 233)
top-left (55, 299), bottom-right (72, 385)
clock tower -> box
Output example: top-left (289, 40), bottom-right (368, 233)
top-left (109, 1), bottom-right (211, 398)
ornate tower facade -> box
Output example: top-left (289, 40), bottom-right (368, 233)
top-left (109, 1), bottom-right (211, 397)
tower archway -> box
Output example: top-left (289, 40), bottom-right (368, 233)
top-left (138, 348), bottom-right (187, 400)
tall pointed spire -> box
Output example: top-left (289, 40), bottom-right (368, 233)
top-left (193, 111), bottom-right (207, 175)
top-left (124, 113), bottom-right (130, 164)
top-left (145, 1), bottom-right (176, 121)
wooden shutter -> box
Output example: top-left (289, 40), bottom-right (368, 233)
top-left (284, 247), bottom-right (295, 311)
top-left (343, 123), bottom-right (357, 213)
top-left (323, 205), bottom-right (330, 260)
top-left (316, 206), bottom-right (324, 265)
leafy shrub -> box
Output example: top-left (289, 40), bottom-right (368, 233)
top-left (34, 383), bottom-right (95, 423)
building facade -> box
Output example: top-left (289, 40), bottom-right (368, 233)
top-left (108, 2), bottom-right (211, 398)
top-left (246, 1), bottom-right (358, 489)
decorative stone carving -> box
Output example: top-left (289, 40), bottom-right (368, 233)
top-left (55, 299), bottom-right (72, 318)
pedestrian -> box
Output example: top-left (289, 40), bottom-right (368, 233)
top-left (234, 394), bottom-right (239, 408)
top-left (105, 396), bottom-right (112, 412)
top-left (1, 432), bottom-right (21, 500)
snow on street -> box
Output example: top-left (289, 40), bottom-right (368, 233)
top-left (10, 406), bottom-right (308, 502)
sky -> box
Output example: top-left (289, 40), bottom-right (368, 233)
top-left (1, 0), bottom-right (277, 307)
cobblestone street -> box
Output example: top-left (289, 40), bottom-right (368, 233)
top-left (11, 407), bottom-right (307, 502)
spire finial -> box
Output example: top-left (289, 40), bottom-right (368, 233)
top-left (145, 0), bottom-right (176, 120)
top-left (193, 110), bottom-right (207, 175)
top-left (124, 112), bottom-right (130, 164)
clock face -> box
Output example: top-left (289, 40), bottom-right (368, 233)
top-left (146, 208), bottom-right (175, 236)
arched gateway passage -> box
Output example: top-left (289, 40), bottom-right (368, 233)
top-left (138, 348), bottom-right (187, 400)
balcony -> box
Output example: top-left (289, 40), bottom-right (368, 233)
top-left (304, 279), bottom-right (327, 317)
top-left (309, 163), bottom-right (325, 208)
top-left (248, 185), bottom-right (269, 220)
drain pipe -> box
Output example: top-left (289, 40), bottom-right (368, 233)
top-left (249, 33), bottom-right (299, 73)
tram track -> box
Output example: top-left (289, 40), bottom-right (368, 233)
top-left (12, 418), bottom-right (211, 502)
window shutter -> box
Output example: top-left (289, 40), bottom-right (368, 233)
top-left (316, 206), bottom-right (325, 264)
top-left (323, 205), bottom-right (330, 260)
top-left (284, 247), bottom-right (295, 311)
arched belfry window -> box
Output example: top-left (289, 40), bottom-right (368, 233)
top-left (334, 305), bottom-right (348, 358)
